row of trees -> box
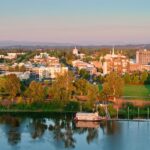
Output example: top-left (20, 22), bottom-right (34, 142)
top-left (123, 71), bottom-right (150, 84)
top-left (0, 72), bottom-right (101, 104)
top-left (0, 71), bottom-right (125, 112)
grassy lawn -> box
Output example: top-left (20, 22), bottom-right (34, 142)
top-left (123, 85), bottom-right (150, 100)
top-left (98, 84), bottom-right (150, 100)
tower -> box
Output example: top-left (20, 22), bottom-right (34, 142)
top-left (112, 47), bottom-right (115, 55)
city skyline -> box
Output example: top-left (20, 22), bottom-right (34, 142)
top-left (0, 0), bottom-right (150, 44)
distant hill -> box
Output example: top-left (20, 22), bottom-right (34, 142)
top-left (0, 41), bottom-right (150, 49)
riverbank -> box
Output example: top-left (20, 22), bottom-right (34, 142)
top-left (0, 107), bottom-right (149, 120)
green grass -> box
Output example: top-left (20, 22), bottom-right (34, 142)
top-left (123, 85), bottom-right (150, 100)
top-left (98, 84), bottom-right (150, 100)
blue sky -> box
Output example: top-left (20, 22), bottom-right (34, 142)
top-left (0, 0), bottom-right (150, 44)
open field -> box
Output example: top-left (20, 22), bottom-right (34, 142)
top-left (99, 84), bottom-right (150, 100)
top-left (123, 85), bottom-right (150, 100)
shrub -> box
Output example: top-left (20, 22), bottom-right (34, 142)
top-left (98, 106), bottom-right (105, 116)
top-left (64, 101), bottom-right (80, 112)
top-left (108, 104), bottom-right (117, 118)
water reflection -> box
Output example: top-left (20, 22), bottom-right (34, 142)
top-left (0, 116), bottom-right (21, 145)
top-left (0, 114), bottom-right (149, 150)
top-left (29, 119), bottom-right (47, 139)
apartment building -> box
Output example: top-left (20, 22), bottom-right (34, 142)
top-left (136, 49), bottom-right (150, 65)
top-left (39, 65), bottom-right (68, 80)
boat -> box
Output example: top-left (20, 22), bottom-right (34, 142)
top-left (75, 121), bottom-right (100, 128)
top-left (74, 112), bottom-right (106, 121)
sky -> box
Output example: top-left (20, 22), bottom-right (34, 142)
top-left (0, 0), bottom-right (150, 45)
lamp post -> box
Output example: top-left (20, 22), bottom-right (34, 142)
top-left (147, 108), bottom-right (149, 120)
top-left (128, 107), bottom-right (129, 120)
top-left (138, 107), bottom-right (140, 118)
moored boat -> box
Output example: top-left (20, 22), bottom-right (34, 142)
top-left (75, 121), bottom-right (100, 128)
top-left (74, 112), bottom-right (106, 121)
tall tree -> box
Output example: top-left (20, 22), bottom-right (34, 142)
top-left (123, 73), bottom-right (131, 84)
top-left (5, 74), bottom-right (21, 100)
top-left (49, 71), bottom-right (75, 102)
top-left (102, 72), bottom-right (124, 101)
top-left (140, 71), bottom-right (148, 84)
top-left (87, 83), bottom-right (99, 102)
top-left (25, 81), bottom-right (46, 102)
top-left (0, 77), bottom-right (6, 94)
top-left (74, 79), bottom-right (88, 95)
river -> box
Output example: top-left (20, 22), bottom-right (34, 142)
top-left (0, 113), bottom-right (149, 150)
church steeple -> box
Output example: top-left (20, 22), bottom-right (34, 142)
top-left (112, 46), bottom-right (115, 55)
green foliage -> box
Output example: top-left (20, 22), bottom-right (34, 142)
top-left (108, 104), bottom-right (117, 118)
top-left (82, 102), bottom-right (93, 112)
top-left (79, 69), bottom-right (90, 80)
top-left (123, 71), bottom-right (150, 85)
top-left (87, 84), bottom-right (99, 102)
top-left (140, 71), bottom-right (148, 84)
top-left (5, 74), bottom-right (21, 99)
top-left (98, 106), bottom-right (105, 116)
top-left (74, 79), bottom-right (88, 95)
top-left (49, 71), bottom-right (75, 102)
top-left (102, 72), bottom-right (124, 101)
top-left (25, 81), bottom-right (46, 102)
top-left (123, 73), bottom-right (131, 84)
top-left (64, 101), bottom-right (80, 112)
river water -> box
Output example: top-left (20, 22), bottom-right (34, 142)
top-left (0, 113), bottom-right (149, 150)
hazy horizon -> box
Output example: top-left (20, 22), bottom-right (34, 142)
top-left (0, 0), bottom-right (150, 44)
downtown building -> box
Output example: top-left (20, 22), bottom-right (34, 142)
top-left (39, 64), bottom-right (68, 80)
top-left (129, 49), bottom-right (150, 72)
top-left (32, 52), bottom-right (59, 66)
top-left (101, 48), bottom-right (130, 75)
top-left (136, 49), bottom-right (150, 65)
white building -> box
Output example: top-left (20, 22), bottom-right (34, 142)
top-left (34, 52), bottom-right (49, 59)
top-left (73, 47), bottom-right (79, 55)
top-left (0, 55), bottom-right (4, 59)
top-left (72, 60), bottom-right (97, 75)
top-left (5, 53), bottom-right (17, 59)
top-left (0, 71), bottom-right (30, 80)
top-left (39, 65), bottom-right (68, 80)
top-left (33, 53), bottom-right (59, 66)
top-left (72, 47), bottom-right (85, 59)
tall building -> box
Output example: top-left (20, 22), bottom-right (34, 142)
top-left (136, 49), bottom-right (150, 65)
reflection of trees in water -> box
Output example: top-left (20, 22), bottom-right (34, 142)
top-left (49, 118), bottom-right (101, 148)
top-left (49, 118), bottom-right (76, 148)
top-left (8, 129), bottom-right (21, 145)
top-left (0, 114), bottom-right (120, 148)
top-left (86, 128), bottom-right (98, 144)
top-left (105, 121), bottom-right (120, 135)
top-left (63, 122), bottom-right (76, 148)
top-left (28, 118), bottom-right (47, 139)
top-left (0, 115), bottom-right (21, 145)
top-left (0, 115), bottom-right (20, 127)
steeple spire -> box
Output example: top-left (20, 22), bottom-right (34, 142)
top-left (112, 46), bottom-right (115, 55)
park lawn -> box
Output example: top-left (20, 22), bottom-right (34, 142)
top-left (98, 84), bottom-right (150, 100)
top-left (123, 85), bottom-right (150, 100)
